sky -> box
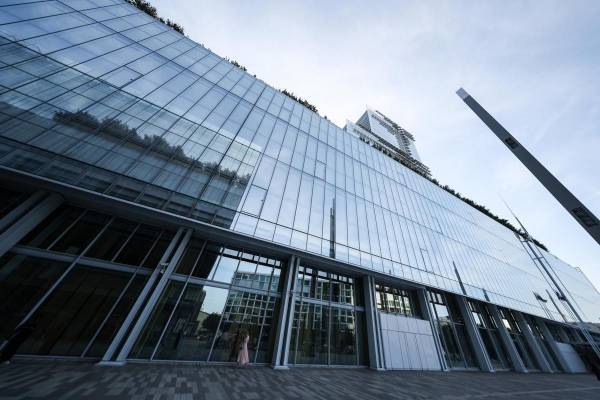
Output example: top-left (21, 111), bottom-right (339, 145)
top-left (153, 0), bottom-right (600, 291)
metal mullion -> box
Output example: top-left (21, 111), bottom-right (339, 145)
top-left (253, 269), bottom-right (280, 363)
top-left (430, 301), bottom-right (450, 366)
top-left (2, 26), bottom-right (181, 180)
top-left (16, 215), bottom-right (116, 329)
top-left (5, 18), bottom-right (157, 90)
top-left (291, 298), bottom-right (302, 365)
top-left (252, 292), bottom-right (272, 364)
top-left (100, 227), bottom-right (184, 362)
top-left (151, 69), bottom-right (261, 211)
top-left (449, 320), bottom-right (469, 369)
top-left (76, 257), bottom-right (149, 275)
top-left (11, 29), bottom-right (201, 180)
top-left (42, 26), bottom-right (181, 72)
top-left (174, 274), bottom-right (281, 298)
top-left (45, 208), bottom-right (87, 250)
top-left (4, 10), bottom-right (141, 54)
top-left (111, 69), bottom-right (223, 186)
top-left (81, 269), bottom-right (140, 357)
top-left (11, 245), bottom-right (76, 263)
top-left (69, 45), bottom-right (202, 174)
top-left (149, 240), bottom-right (206, 360)
top-left (135, 229), bottom-right (167, 268)
top-left (110, 223), bottom-right (140, 262)
top-left (47, 268), bottom-right (95, 355)
top-left (205, 297), bottom-right (229, 362)
top-left (0, 2), bottom-right (126, 34)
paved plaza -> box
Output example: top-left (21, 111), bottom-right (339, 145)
top-left (0, 359), bottom-right (599, 400)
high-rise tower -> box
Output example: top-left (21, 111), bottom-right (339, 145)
top-left (346, 109), bottom-right (430, 177)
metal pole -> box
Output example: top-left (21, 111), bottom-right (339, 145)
top-left (456, 88), bottom-right (600, 246)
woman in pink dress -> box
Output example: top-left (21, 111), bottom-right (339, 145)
top-left (236, 328), bottom-right (250, 367)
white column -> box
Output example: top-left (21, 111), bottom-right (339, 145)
top-left (272, 255), bottom-right (299, 369)
top-left (456, 297), bottom-right (494, 372)
top-left (98, 228), bottom-right (190, 365)
top-left (539, 321), bottom-right (575, 373)
top-left (514, 312), bottom-right (553, 373)
top-left (488, 305), bottom-right (527, 373)
top-left (362, 275), bottom-right (385, 370)
top-left (416, 288), bottom-right (448, 371)
top-left (0, 191), bottom-right (62, 257)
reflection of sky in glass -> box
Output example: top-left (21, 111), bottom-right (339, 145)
top-left (200, 286), bottom-right (228, 315)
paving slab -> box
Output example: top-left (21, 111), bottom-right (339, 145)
top-left (0, 360), bottom-right (599, 400)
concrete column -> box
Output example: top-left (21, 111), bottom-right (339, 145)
top-left (362, 275), bottom-right (385, 370)
top-left (0, 190), bottom-right (46, 232)
top-left (0, 191), bottom-right (63, 257)
top-left (456, 297), bottom-right (494, 372)
top-left (416, 288), bottom-right (448, 371)
top-left (98, 228), bottom-right (189, 365)
top-left (514, 312), bottom-right (553, 373)
top-left (272, 255), bottom-right (299, 369)
top-left (488, 304), bottom-right (527, 373)
top-left (539, 321), bottom-right (575, 373)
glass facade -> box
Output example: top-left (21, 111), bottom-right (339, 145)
top-left (0, 0), bottom-right (597, 329)
top-left (0, 0), bottom-right (599, 372)
top-left (429, 290), bottom-right (477, 369)
top-left (130, 239), bottom-right (283, 363)
top-left (498, 308), bottom-right (539, 370)
top-left (468, 300), bottom-right (512, 370)
top-left (289, 266), bottom-right (367, 366)
top-left (2, 203), bottom-right (171, 358)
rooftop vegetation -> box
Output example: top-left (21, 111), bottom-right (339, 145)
top-left (127, 0), bottom-right (184, 34)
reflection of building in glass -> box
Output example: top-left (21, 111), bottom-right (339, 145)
top-left (0, 0), bottom-right (599, 376)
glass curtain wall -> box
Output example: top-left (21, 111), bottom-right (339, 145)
top-left (129, 239), bottom-right (283, 364)
top-left (498, 308), bottom-right (539, 370)
top-left (0, 204), bottom-right (173, 358)
top-left (468, 300), bottom-right (512, 370)
top-left (289, 266), bottom-right (367, 366)
top-left (428, 290), bottom-right (478, 369)
top-left (0, 0), bottom-right (598, 328)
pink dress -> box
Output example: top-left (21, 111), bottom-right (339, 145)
top-left (237, 335), bottom-right (250, 366)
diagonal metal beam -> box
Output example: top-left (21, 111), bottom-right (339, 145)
top-left (456, 88), bottom-right (600, 247)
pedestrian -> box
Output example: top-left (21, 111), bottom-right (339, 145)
top-left (236, 328), bottom-right (250, 368)
top-left (0, 321), bottom-right (36, 364)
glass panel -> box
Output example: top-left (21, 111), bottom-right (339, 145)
top-left (154, 285), bottom-right (228, 361)
top-left (254, 296), bottom-right (278, 363)
top-left (209, 290), bottom-right (271, 363)
top-left (439, 321), bottom-right (464, 368)
top-left (115, 225), bottom-right (163, 267)
top-left (141, 230), bottom-right (174, 269)
top-left (173, 238), bottom-right (204, 276)
top-left (130, 281), bottom-right (184, 359)
top-left (86, 274), bottom-right (148, 357)
top-left (0, 253), bottom-right (69, 341)
top-left (19, 206), bottom-right (84, 249)
top-left (85, 219), bottom-right (137, 261)
top-left (292, 303), bottom-right (329, 365)
top-left (330, 308), bottom-right (356, 365)
top-left (17, 266), bottom-right (133, 357)
top-left (50, 211), bottom-right (111, 255)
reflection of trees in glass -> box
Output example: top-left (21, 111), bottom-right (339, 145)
top-left (53, 110), bottom-right (250, 185)
top-left (202, 312), bottom-right (222, 334)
